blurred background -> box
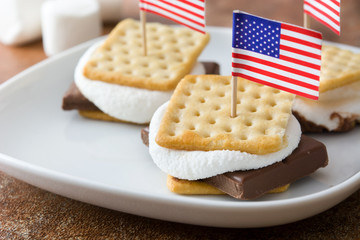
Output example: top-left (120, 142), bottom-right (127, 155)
top-left (0, 0), bottom-right (359, 80)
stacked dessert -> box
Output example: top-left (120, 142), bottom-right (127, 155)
top-left (293, 45), bottom-right (360, 132)
top-left (144, 75), bottom-right (328, 200)
top-left (62, 19), bottom-right (211, 124)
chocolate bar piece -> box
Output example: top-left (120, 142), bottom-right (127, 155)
top-left (293, 110), bottom-right (359, 133)
top-left (141, 127), bottom-right (328, 200)
top-left (202, 135), bottom-right (328, 200)
top-left (62, 61), bottom-right (220, 111)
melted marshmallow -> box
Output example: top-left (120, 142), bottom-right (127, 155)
top-left (149, 102), bottom-right (302, 180)
top-left (75, 41), bottom-right (205, 124)
top-left (293, 81), bottom-right (360, 131)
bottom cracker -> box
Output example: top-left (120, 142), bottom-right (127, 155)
top-left (167, 175), bottom-right (289, 195)
top-left (79, 110), bottom-right (125, 123)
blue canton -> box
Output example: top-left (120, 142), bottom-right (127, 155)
top-left (232, 12), bottom-right (281, 58)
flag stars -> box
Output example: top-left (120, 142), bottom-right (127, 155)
top-left (233, 14), bottom-right (281, 58)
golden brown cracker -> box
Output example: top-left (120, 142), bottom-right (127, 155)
top-left (156, 75), bottom-right (294, 154)
top-left (83, 19), bottom-right (210, 91)
top-left (78, 110), bottom-right (147, 125)
top-left (167, 175), bottom-right (289, 195)
top-left (320, 45), bottom-right (360, 93)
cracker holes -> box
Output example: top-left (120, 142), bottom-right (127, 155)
top-left (189, 125), bottom-right (195, 131)
top-left (141, 63), bottom-right (149, 68)
top-left (238, 85), bottom-right (245, 92)
top-left (105, 46), bottom-right (113, 52)
top-left (169, 39), bottom-right (178, 44)
top-left (240, 135), bottom-right (248, 141)
top-left (202, 132), bottom-right (211, 138)
top-left (172, 117), bottom-right (180, 124)
top-left (160, 64), bottom-right (168, 70)
top-left (183, 90), bottom-right (191, 97)
top-left (249, 106), bottom-right (257, 113)
top-left (199, 97), bottom-right (206, 103)
top-left (244, 120), bottom-right (253, 127)
top-left (194, 111), bottom-right (200, 117)
top-left (204, 86), bottom-right (211, 91)
top-left (258, 128), bottom-right (267, 135)
top-left (208, 119), bottom-right (216, 125)
top-left (218, 92), bottom-right (225, 98)
top-left (178, 104), bottom-right (185, 110)
top-left (224, 126), bottom-right (232, 133)
top-left (108, 56), bottom-right (115, 62)
top-left (214, 105), bottom-right (221, 111)
top-left (123, 60), bottom-right (131, 65)
top-left (149, 26), bottom-right (157, 32)
top-left (269, 101), bottom-right (277, 107)
top-left (224, 80), bottom-right (231, 86)
top-left (265, 114), bottom-right (273, 121)
top-left (253, 93), bottom-right (261, 99)
top-left (189, 78), bottom-right (197, 84)
top-left (272, 89), bottom-right (281, 94)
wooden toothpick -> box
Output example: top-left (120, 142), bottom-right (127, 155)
top-left (140, 10), bottom-right (147, 56)
top-left (231, 76), bottom-right (238, 118)
top-left (304, 13), bottom-right (310, 29)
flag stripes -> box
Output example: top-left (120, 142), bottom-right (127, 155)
top-left (304, 0), bottom-right (340, 35)
top-left (139, 0), bottom-right (206, 33)
top-left (232, 12), bottom-right (322, 100)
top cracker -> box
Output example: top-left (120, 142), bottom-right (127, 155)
top-left (155, 75), bottom-right (294, 155)
top-left (83, 19), bottom-right (210, 91)
top-left (320, 45), bottom-right (360, 93)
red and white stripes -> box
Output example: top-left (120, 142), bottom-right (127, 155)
top-left (304, 0), bottom-right (340, 35)
top-left (139, 0), bottom-right (206, 33)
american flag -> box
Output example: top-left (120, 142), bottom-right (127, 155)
top-left (139, 0), bottom-right (206, 34)
top-left (232, 11), bottom-right (323, 100)
top-left (304, 0), bottom-right (340, 35)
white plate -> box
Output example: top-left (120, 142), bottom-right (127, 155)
top-left (0, 27), bottom-right (359, 228)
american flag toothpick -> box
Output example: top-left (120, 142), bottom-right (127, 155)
top-left (139, 0), bottom-right (206, 33)
top-left (231, 11), bottom-right (323, 102)
top-left (304, 0), bottom-right (340, 35)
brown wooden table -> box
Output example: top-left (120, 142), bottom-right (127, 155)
top-left (1, 1), bottom-right (360, 238)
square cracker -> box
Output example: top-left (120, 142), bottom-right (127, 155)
top-left (155, 75), bottom-right (294, 154)
top-left (167, 175), bottom-right (289, 195)
top-left (320, 45), bottom-right (360, 93)
top-left (83, 19), bottom-right (210, 91)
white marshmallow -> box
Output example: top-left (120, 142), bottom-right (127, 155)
top-left (75, 40), bottom-right (205, 124)
top-left (98, 0), bottom-right (123, 22)
top-left (293, 81), bottom-right (360, 131)
top-left (149, 102), bottom-right (302, 180)
top-left (0, 0), bottom-right (45, 45)
top-left (41, 0), bottom-right (101, 56)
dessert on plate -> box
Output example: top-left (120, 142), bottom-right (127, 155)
top-left (143, 75), bottom-right (328, 200)
top-left (293, 45), bottom-right (360, 132)
top-left (62, 18), bottom-right (211, 124)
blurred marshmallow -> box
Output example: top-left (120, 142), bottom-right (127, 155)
top-left (98, 0), bottom-right (123, 22)
top-left (41, 0), bottom-right (102, 56)
top-left (0, 0), bottom-right (45, 45)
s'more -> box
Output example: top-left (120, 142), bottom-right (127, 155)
top-left (293, 45), bottom-right (360, 132)
top-left (144, 75), bottom-right (328, 200)
top-left (62, 18), bottom-right (212, 124)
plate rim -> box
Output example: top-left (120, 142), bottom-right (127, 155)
top-left (0, 26), bottom-right (359, 227)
